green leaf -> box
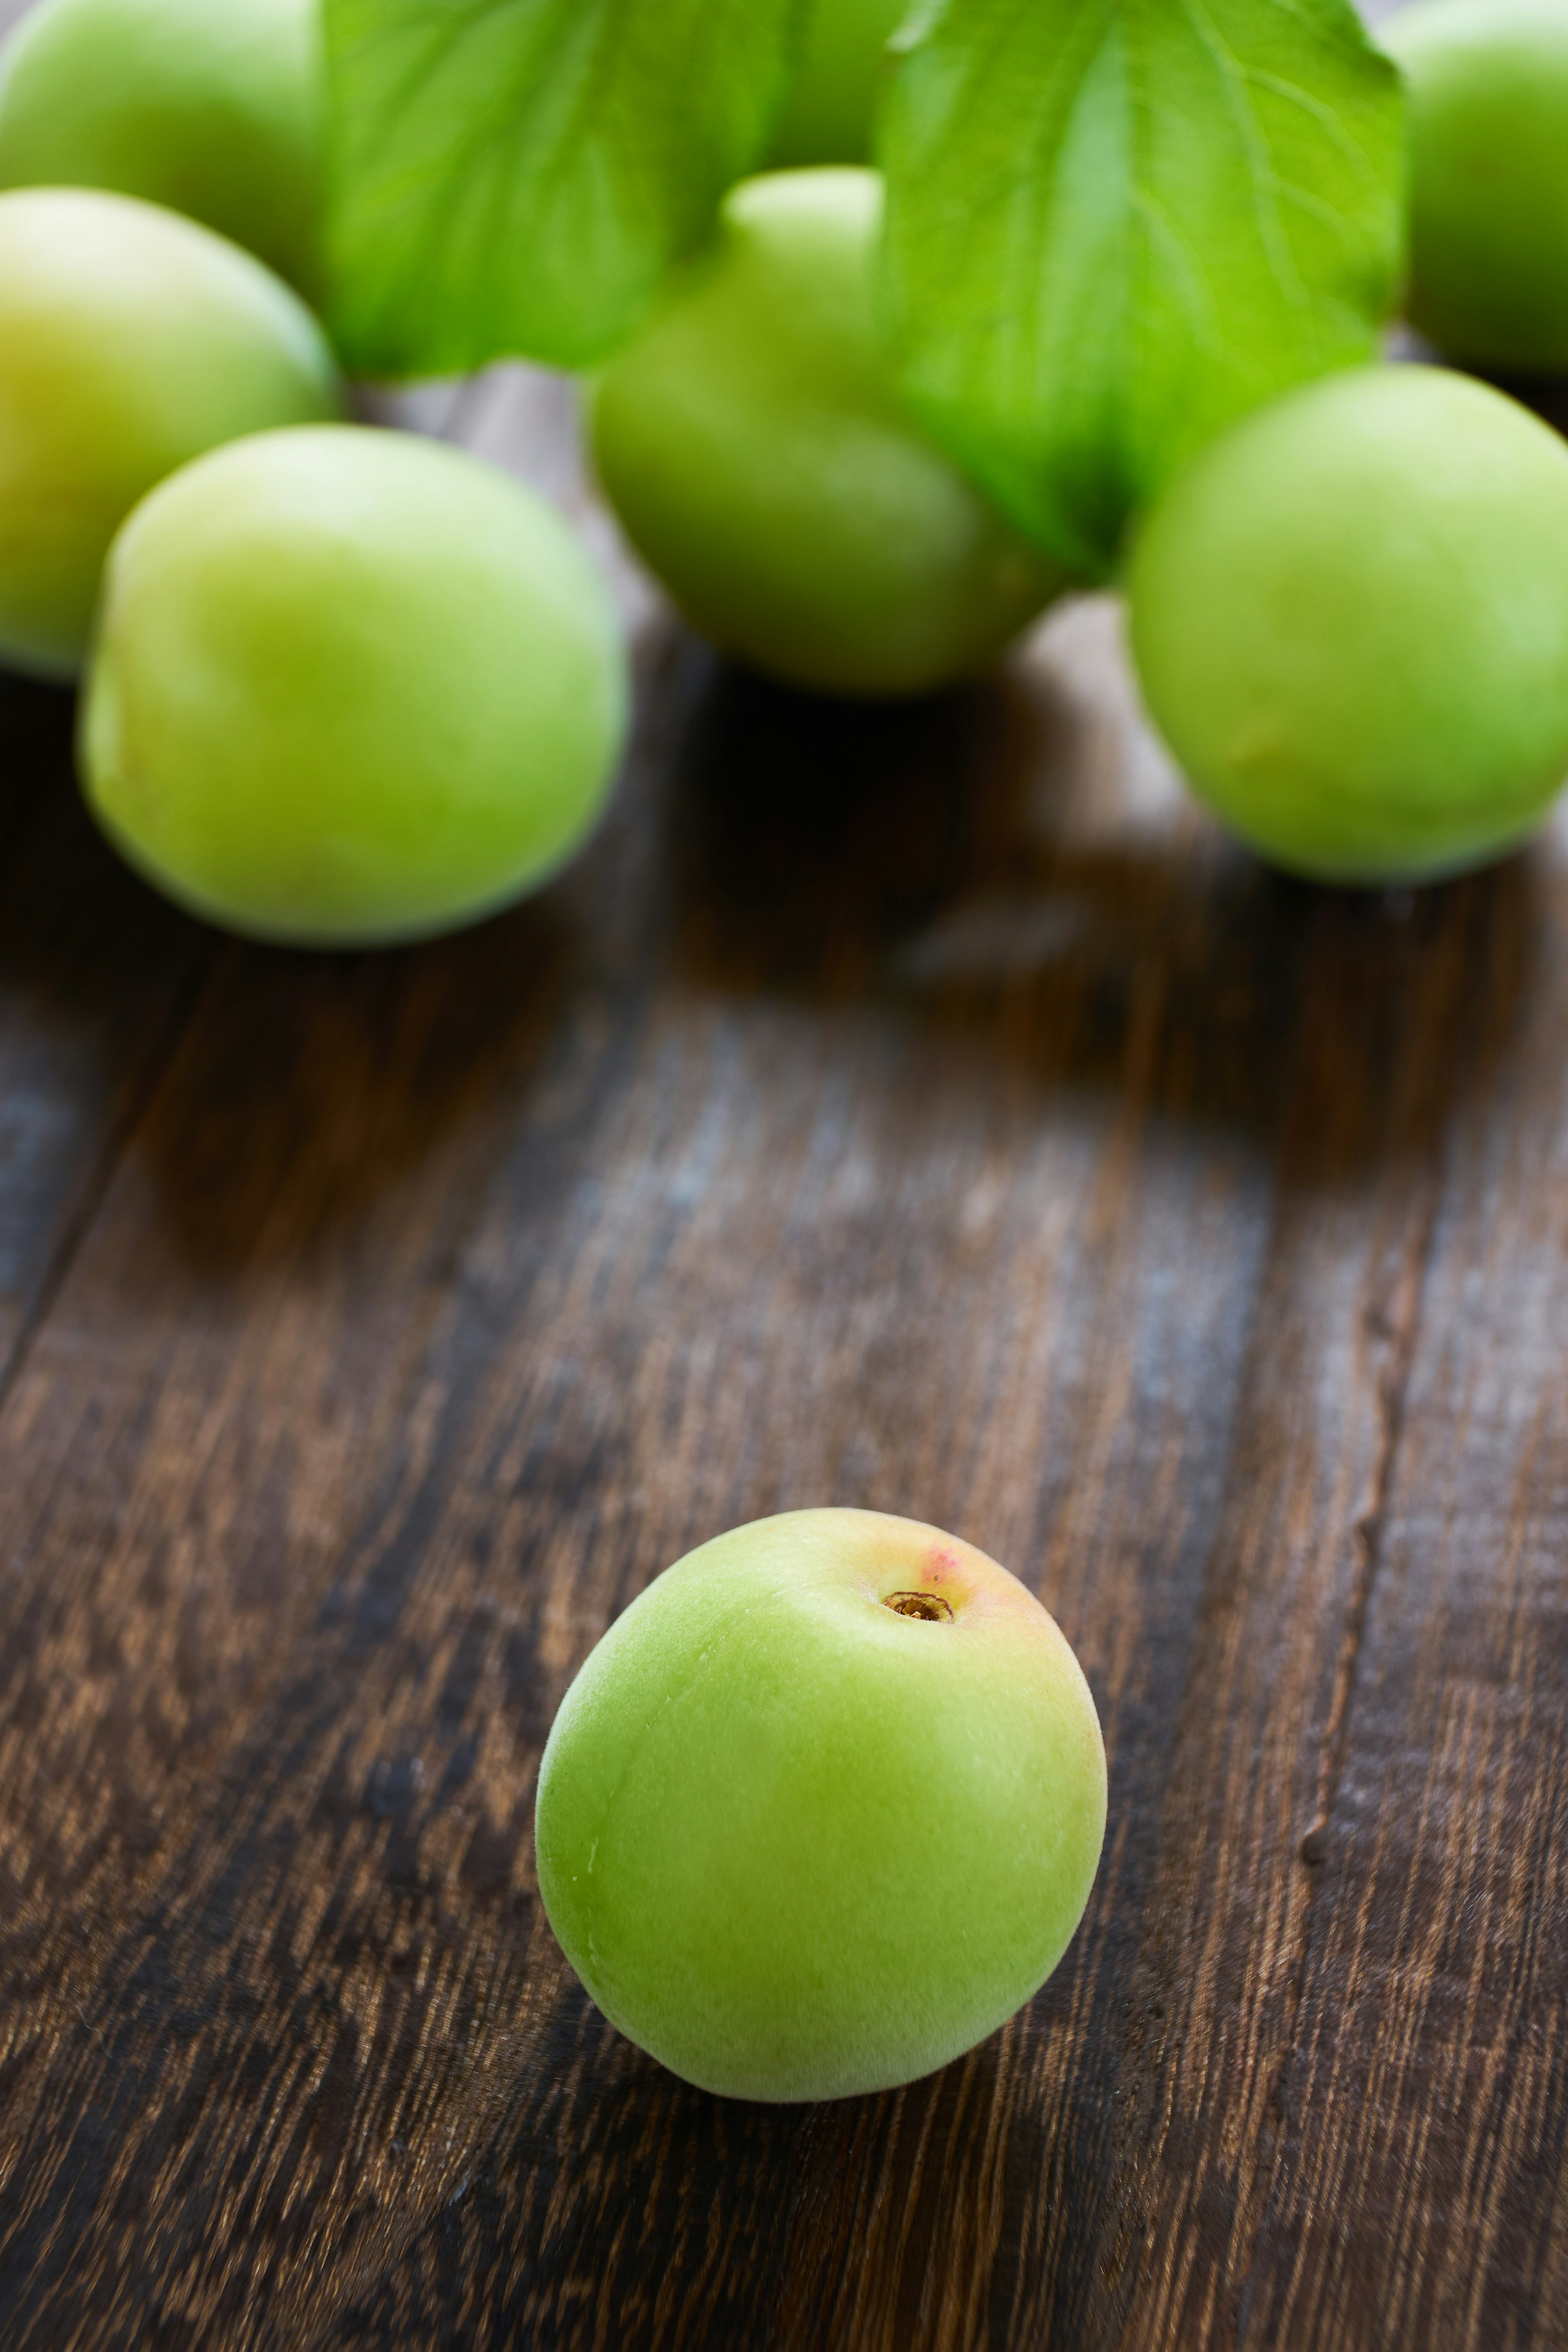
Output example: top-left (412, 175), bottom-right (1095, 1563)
top-left (878, 0), bottom-right (1407, 580)
top-left (324, 0), bottom-right (806, 378)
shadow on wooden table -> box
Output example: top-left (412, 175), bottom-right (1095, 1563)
top-left (0, 666), bottom-right (196, 1002)
top-left (668, 611), bottom-right (1543, 1184)
top-left (137, 898), bottom-right (586, 1273)
top-left (325, 1972), bottom-right (1105, 2352)
top-left (0, 605), bottom-right (1549, 1290)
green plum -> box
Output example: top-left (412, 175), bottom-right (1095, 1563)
top-left (0, 0), bottom-right (323, 301)
top-left (1383, 0), bottom-right (1568, 374)
top-left (590, 169), bottom-right (1066, 697)
top-left (0, 187), bottom-right (341, 680)
top-left (1127, 365), bottom-right (1568, 884)
top-left (536, 1508), bottom-right (1107, 2103)
top-left (80, 427), bottom-right (628, 947)
top-left (770, 0), bottom-right (907, 167)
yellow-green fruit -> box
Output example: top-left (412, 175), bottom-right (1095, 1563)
top-left (1384, 0), bottom-right (1568, 374)
top-left (770, 0), bottom-right (908, 166)
top-left (0, 0), bottom-right (324, 301)
top-left (591, 169), bottom-right (1065, 697)
top-left (0, 187), bottom-right (342, 680)
top-left (81, 428), bottom-right (630, 948)
top-left (1128, 366), bottom-right (1568, 884)
top-left (536, 1509), bottom-right (1107, 2103)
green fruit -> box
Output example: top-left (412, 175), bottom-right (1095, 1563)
top-left (0, 0), bottom-right (323, 301)
top-left (590, 169), bottom-right (1065, 697)
top-left (770, 0), bottom-right (907, 167)
top-left (0, 187), bottom-right (341, 681)
top-left (1384, 0), bottom-right (1568, 374)
top-left (1127, 365), bottom-right (1568, 885)
top-left (81, 427), bottom-right (628, 948)
top-left (536, 1508), bottom-right (1107, 2103)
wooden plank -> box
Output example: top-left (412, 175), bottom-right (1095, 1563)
top-left (1053, 871), bottom-right (1559, 2351)
top-left (1242, 859), bottom-right (1568, 2349)
top-left (0, 845), bottom-right (607, 2296)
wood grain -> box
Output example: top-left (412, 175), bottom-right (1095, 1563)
top-left (0, 210), bottom-right (1562, 2352)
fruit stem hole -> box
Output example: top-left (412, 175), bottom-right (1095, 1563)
top-left (883, 1590), bottom-right (955, 1623)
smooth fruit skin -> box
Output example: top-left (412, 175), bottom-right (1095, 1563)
top-left (81, 428), bottom-right (628, 948)
top-left (0, 188), bottom-right (341, 681)
top-left (1383, 0), bottom-right (1568, 374)
top-left (535, 1508), bottom-right (1107, 2103)
top-left (0, 0), bottom-right (323, 301)
top-left (769, 0), bottom-right (907, 167)
top-left (590, 169), bottom-right (1065, 697)
top-left (1127, 366), bottom-right (1568, 885)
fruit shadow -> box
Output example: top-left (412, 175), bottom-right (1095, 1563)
top-left (133, 894), bottom-right (588, 1275)
top-left (326, 1971), bottom-right (1101, 2349)
top-left (0, 666), bottom-right (194, 1007)
top-left (0, 669), bottom-right (216, 1344)
top-left (1394, 325), bottom-right (1568, 445)
top-left (664, 601), bottom-right (1544, 1185)
top-left (1504, 376), bottom-right (1568, 439)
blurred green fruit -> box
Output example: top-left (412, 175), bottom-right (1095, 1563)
top-left (590, 168), bottom-right (1065, 697)
top-left (81, 427), bottom-right (628, 947)
top-left (536, 1508), bottom-right (1107, 2103)
top-left (1384, 0), bottom-right (1568, 373)
top-left (770, 0), bottom-right (907, 166)
top-left (1128, 365), bottom-right (1568, 883)
top-left (0, 187), bottom-right (341, 679)
top-left (0, 0), bottom-right (323, 301)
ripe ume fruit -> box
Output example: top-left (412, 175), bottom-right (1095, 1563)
top-left (1128, 366), bottom-right (1568, 884)
top-left (81, 428), bottom-right (628, 947)
top-left (0, 187), bottom-right (341, 680)
top-left (1383, 0), bottom-right (1568, 374)
top-left (591, 169), bottom-right (1065, 697)
top-left (0, 0), bottom-right (323, 300)
top-left (536, 1508), bottom-right (1107, 2103)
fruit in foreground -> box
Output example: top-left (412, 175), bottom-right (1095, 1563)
top-left (1383, 0), bottom-right (1568, 374)
top-left (590, 169), bottom-right (1065, 697)
top-left (81, 427), bottom-right (628, 947)
top-left (1127, 366), bottom-right (1568, 884)
top-left (769, 0), bottom-right (907, 167)
top-left (0, 187), bottom-right (341, 680)
top-left (536, 1508), bottom-right (1107, 2103)
top-left (0, 0), bottom-right (324, 300)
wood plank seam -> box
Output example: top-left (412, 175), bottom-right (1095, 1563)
top-left (1233, 1164), bottom-right (1446, 2343)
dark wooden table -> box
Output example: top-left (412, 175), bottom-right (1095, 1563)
top-left (2, 38), bottom-right (1567, 2352)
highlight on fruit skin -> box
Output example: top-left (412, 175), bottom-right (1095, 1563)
top-left (535, 1508), bottom-right (1107, 2104)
